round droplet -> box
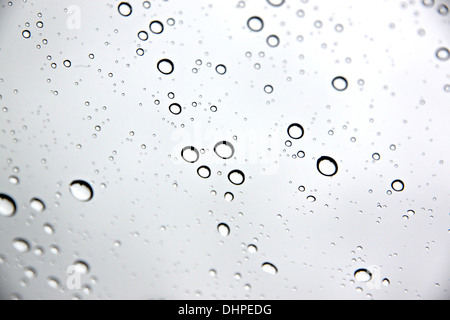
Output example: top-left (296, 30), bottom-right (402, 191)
top-left (149, 20), bottom-right (164, 34)
top-left (63, 60), bottom-right (72, 68)
top-left (354, 269), bottom-right (372, 282)
top-left (372, 153), bottom-right (381, 161)
top-left (224, 192), bottom-right (234, 202)
top-left (287, 123), bottom-right (304, 140)
top-left (266, 35), bottom-right (280, 48)
top-left (169, 103), bottom-right (182, 115)
top-left (197, 166), bottom-right (211, 179)
top-left (181, 146), bottom-right (200, 163)
top-left (215, 64), bottom-right (227, 75)
top-left (22, 30), bottom-right (31, 39)
top-left (264, 85), bottom-right (274, 94)
top-left (30, 198), bottom-right (45, 212)
top-left (317, 156), bottom-right (338, 177)
top-left (217, 223), bottom-right (230, 237)
top-left (262, 262), bottom-right (278, 275)
top-left (247, 16), bottom-right (264, 32)
top-left (214, 141), bottom-right (235, 159)
top-left (43, 223), bottom-right (55, 235)
top-left (157, 59), bottom-right (174, 75)
top-left (118, 2), bottom-right (132, 17)
top-left (47, 276), bottom-right (60, 289)
top-left (0, 194), bottom-right (16, 217)
top-left (12, 238), bottom-right (30, 253)
top-left (73, 260), bottom-right (90, 275)
top-left (391, 180), bottom-right (405, 192)
top-left (436, 47), bottom-right (450, 61)
top-left (437, 4), bottom-right (449, 15)
top-left (247, 244), bottom-right (258, 253)
top-left (266, 0), bottom-right (285, 6)
top-left (422, 0), bottom-right (435, 7)
top-left (69, 180), bottom-right (94, 202)
top-left (228, 170), bottom-right (245, 186)
top-left (8, 176), bottom-right (19, 185)
top-left (137, 31), bottom-right (149, 41)
top-left (24, 267), bottom-right (37, 279)
top-left (332, 76), bottom-right (348, 91)
top-left (382, 278), bottom-right (391, 287)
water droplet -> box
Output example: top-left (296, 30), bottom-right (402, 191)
top-left (436, 47), bottom-right (450, 61)
top-left (137, 31), bottom-right (149, 41)
top-left (181, 146), bottom-right (200, 163)
top-left (247, 244), bottom-right (258, 253)
top-left (157, 59), bottom-right (174, 75)
top-left (215, 64), bottom-right (227, 75)
top-left (73, 260), bottom-right (90, 275)
top-left (8, 176), bottom-right (19, 185)
top-left (382, 278), bottom-right (391, 287)
top-left (22, 30), bottom-right (31, 39)
top-left (30, 198), bottom-right (45, 212)
top-left (197, 166), bottom-right (211, 179)
top-left (247, 16), bottom-right (264, 32)
top-left (43, 223), bottom-right (55, 235)
top-left (63, 60), bottom-right (72, 68)
top-left (266, 35), bottom-right (280, 48)
top-left (422, 0), bottom-right (435, 7)
top-left (224, 192), bottom-right (234, 202)
top-left (12, 238), bottom-right (30, 253)
top-left (69, 180), bottom-right (94, 202)
top-left (354, 269), bottom-right (372, 282)
top-left (264, 85), bottom-right (274, 94)
top-left (372, 153), bottom-right (381, 161)
top-left (391, 180), bottom-right (405, 192)
top-left (317, 156), bottom-right (338, 177)
top-left (287, 123), bottom-right (304, 140)
top-left (169, 103), bottom-right (182, 115)
top-left (437, 4), bottom-right (449, 15)
top-left (217, 223), bottom-right (230, 237)
top-left (262, 262), bottom-right (278, 275)
top-left (266, 0), bottom-right (285, 7)
top-left (46, 276), bottom-right (60, 289)
top-left (228, 170), bottom-right (245, 186)
top-left (332, 76), bottom-right (348, 91)
top-left (118, 2), bottom-right (132, 17)
top-left (24, 267), bottom-right (37, 279)
top-left (149, 20), bottom-right (164, 34)
top-left (0, 194), bottom-right (16, 217)
top-left (214, 141), bottom-right (235, 159)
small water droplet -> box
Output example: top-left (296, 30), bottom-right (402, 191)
top-left (217, 223), bottom-right (230, 237)
top-left (262, 262), bottom-right (278, 275)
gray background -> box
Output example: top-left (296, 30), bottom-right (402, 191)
top-left (0, 0), bottom-right (449, 300)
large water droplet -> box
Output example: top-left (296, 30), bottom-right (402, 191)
top-left (287, 123), bottom-right (304, 140)
top-left (157, 59), bottom-right (174, 75)
top-left (332, 76), bottom-right (348, 91)
top-left (354, 269), bottom-right (372, 282)
top-left (30, 198), bottom-right (45, 212)
top-left (181, 146), bottom-right (200, 163)
top-left (69, 180), bottom-right (94, 202)
top-left (12, 238), bottom-right (30, 253)
top-left (247, 16), bottom-right (264, 32)
top-left (214, 141), bottom-right (235, 159)
top-left (118, 2), bottom-right (132, 17)
top-left (149, 20), bottom-right (164, 34)
top-left (197, 166), bottom-right (211, 179)
top-left (0, 194), bottom-right (16, 217)
top-left (217, 223), bottom-right (230, 237)
top-left (317, 156), bottom-right (338, 177)
top-left (228, 170), bottom-right (245, 185)
top-left (262, 262), bottom-right (278, 275)
top-left (391, 179), bottom-right (405, 192)
top-left (73, 260), bottom-right (90, 275)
